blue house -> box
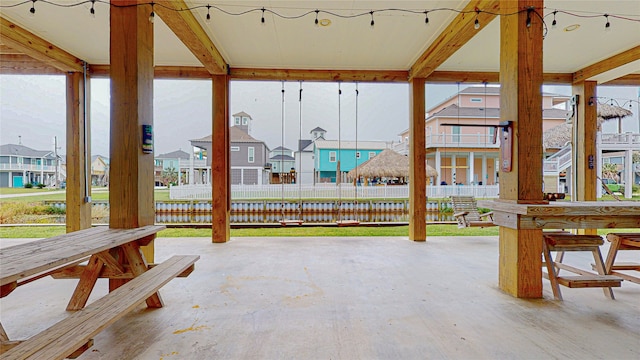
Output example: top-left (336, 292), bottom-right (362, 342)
top-left (313, 140), bottom-right (388, 183)
top-left (0, 143), bottom-right (59, 188)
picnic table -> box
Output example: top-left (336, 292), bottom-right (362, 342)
top-left (0, 225), bottom-right (199, 359)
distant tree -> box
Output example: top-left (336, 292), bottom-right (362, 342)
top-left (162, 167), bottom-right (178, 186)
top-left (633, 151), bottom-right (639, 164)
top-left (602, 163), bottom-right (618, 181)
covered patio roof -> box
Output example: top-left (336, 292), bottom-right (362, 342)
top-left (1, 1), bottom-right (638, 83)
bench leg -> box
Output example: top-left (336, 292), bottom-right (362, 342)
top-left (592, 248), bottom-right (615, 300)
top-left (604, 237), bottom-right (621, 275)
top-left (122, 242), bottom-right (164, 308)
top-left (542, 242), bottom-right (563, 300)
top-left (67, 255), bottom-right (104, 311)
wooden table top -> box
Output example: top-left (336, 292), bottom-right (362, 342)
top-left (477, 200), bottom-right (640, 216)
top-left (0, 225), bottom-right (165, 286)
top-left (477, 200), bottom-right (640, 230)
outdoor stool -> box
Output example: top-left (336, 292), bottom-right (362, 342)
top-left (542, 233), bottom-right (622, 301)
top-left (601, 233), bottom-right (640, 285)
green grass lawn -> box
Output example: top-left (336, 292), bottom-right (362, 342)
top-left (2, 225), bottom-right (638, 239)
top-left (0, 189), bottom-right (171, 202)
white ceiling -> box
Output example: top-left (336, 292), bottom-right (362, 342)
top-left (1, 0), bottom-right (639, 81)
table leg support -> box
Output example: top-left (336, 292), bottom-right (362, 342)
top-left (499, 227), bottom-right (543, 298)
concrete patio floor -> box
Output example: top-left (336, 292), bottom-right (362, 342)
top-left (1, 236), bottom-right (639, 359)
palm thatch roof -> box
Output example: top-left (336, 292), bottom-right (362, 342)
top-left (543, 104), bottom-right (633, 149)
top-left (347, 149), bottom-right (438, 179)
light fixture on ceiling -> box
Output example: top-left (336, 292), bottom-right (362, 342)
top-left (563, 24), bottom-right (580, 32)
top-left (319, 19), bottom-right (331, 27)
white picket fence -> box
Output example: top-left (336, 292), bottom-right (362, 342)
top-left (169, 184), bottom-right (500, 200)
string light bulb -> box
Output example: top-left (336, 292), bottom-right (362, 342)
top-left (206, 5), bottom-right (211, 22)
top-left (588, 97), bottom-right (594, 106)
top-left (29, 0), bottom-right (36, 16)
top-left (424, 11), bottom-right (429, 25)
top-left (551, 10), bottom-right (557, 29)
top-left (474, 8), bottom-right (480, 30)
top-left (526, 7), bottom-right (533, 28)
top-left (314, 10), bottom-right (319, 26)
top-left (370, 11), bottom-right (375, 28)
top-left (149, 2), bottom-right (155, 23)
top-left (604, 14), bottom-right (611, 31)
top-left (261, 7), bottom-right (265, 25)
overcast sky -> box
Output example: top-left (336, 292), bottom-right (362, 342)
top-left (1, 75), bottom-right (638, 157)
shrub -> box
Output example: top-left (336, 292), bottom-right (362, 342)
top-left (24, 183), bottom-right (33, 189)
top-left (37, 183), bottom-right (45, 189)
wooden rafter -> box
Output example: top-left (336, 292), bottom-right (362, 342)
top-left (154, 0), bottom-right (227, 75)
top-left (0, 54), bottom-right (63, 75)
top-left (573, 45), bottom-right (640, 83)
top-left (603, 74), bottom-right (640, 86)
top-left (409, 0), bottom-right (500, 80)
top-left (0, 16), bottom-right (83, 72)
top-left (229, 68), bottom-right (408, 82)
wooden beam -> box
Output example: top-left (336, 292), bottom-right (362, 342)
top-left (230, 68), bottom-right (408, 82)
top-left (0, 54), bottom-right (63, 75)
top-left (0, 44), bottom-right (21, 54)
top-left (109, 0), bottom-right (156, 261)
top-left (427, 71), bottom-right (573, 84)
top-left (211, 75), bottom-right (230, 243)
top-left (498, 0), bottom-right (544, 299)
top-left (409, 78), bottom-right (426, 242)
top-left (154, 0), bottom-right (227, 75)
top-left (66, 72), bottom-right (92, 233)
top-left (603, 74), bottom-right (640, 86)
top-left (89, 64), bottom-right (211, 79)
top-left (410, 0), bottom-right (500, 79)
top-left (573, 46), bottom-right (640, 83)
top-left (0, 16), bottom-right (83, 72)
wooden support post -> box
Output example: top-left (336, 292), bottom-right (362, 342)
top-left (66, 71), bottom-right (92, 232)
top-left (573, 81), bottom-right (598, 235)
top-left (409, 78), bottom-right (426, 241)
top-left (109, 1), bottom-right (156, 262)
top-left (498, 0), bottom-right (544, 298)
top-left (211, 75), bottom-right (230, 243)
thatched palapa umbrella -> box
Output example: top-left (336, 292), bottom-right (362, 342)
top-left (347, 149), bottom-right (438, 180)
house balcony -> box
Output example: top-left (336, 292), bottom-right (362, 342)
top-left (426, 133), bottom-right (501, 149)
top-left (598, 132), bottom-right (640, 151)
top-left (0, 163), bottom-right (57, 172)
top-left (2, 236), bottom-right (638, 358)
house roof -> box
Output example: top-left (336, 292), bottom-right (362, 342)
top-left (314, 140), bottom-right (389, 151)
top-left (310, 127), bottom-right (327, 133)
top-left (0, 144), bottom-right (54, 158)
top-left (272, 146), bottom-right (291, 151)
top-left (426, 104), bottom-right (569, 120)
top-left (91, 155), bottom-right (109, 163)
top-left (299, 139), bottom-right (313, 152)
top-left (232, 111), bottom-right (252, 119)
top-left (190, 126), bottom-right (265, 145)
top-left (157, 150), bottom-right (190, 160)
top-left (269, 154), bottom-right (295, 161)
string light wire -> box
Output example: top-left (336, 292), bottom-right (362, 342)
top-left (2, 0), bottom-right (637, 29)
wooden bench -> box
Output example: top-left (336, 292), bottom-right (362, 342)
top-left (2, 255), bottom-right (199, 360)
top-left (542, 233), bottom-right (622, 301)
top-left (603, 233), bottom-right (640, 285)
top-left (0, 225), bottom-right (199, 358)
top-left (450, 196), bottom-right (495, 228)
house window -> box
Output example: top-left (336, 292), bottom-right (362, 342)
top-left (231, 146), bottom-right (240, 152)
top-left (369, 152), bottom-right (376, 159)
top-left (329, 151), bottom-right (336, 162)
top-left (470, 98), bottom-right (483, 103)
top-left (242, 117), bottom-right (248, 125)
top-left (356, 151), bottom-right (361, 159)
top-left (235, 117), bottom-right (241, 125)
top-left (248, 147), bottom-right (255, 163)
top-left (452, 126), bottom-right (461, 142)
top-left (488, 127), bottom-right (495, 140)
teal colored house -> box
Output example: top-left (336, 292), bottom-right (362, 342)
top-left (313, 140), bottom-right (388, 183)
